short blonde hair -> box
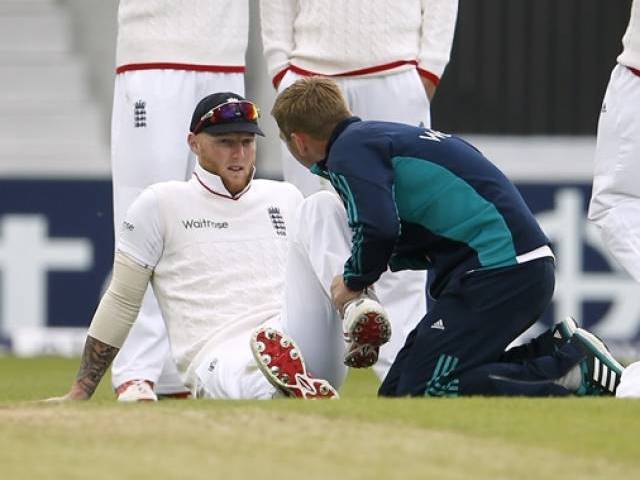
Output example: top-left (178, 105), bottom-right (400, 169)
top-left (271, 77), bottom-right (351, 140)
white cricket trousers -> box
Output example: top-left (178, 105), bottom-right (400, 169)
top-left (277, 69), bottom-right (429, 380)
top-left (110, 69), bottom-right (244, 393)
top-left (588, 64), bottom-right (640, 283)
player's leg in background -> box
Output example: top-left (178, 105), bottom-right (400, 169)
top-left (588, 65), bottom-right (640, 283)
top-left (110, 70), bottom-right (245, 395)
top-left (341, 69), bottom-right (431, 126)
top-left (337, 70), bottom-right (430, 381)
top-left (110, 288), bottom-right (183, 395)
top-left (281, 191), bottom-right (350, 389)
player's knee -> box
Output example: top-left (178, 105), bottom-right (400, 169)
top-left (300, 190), bottom-right (342, 216)
top-left (300, 191), bottom-right (347, 227)
top-left (378, 374), bottom-right (400, 397)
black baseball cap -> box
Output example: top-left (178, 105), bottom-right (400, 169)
top-left (189, 92), bottom-right (264, 136)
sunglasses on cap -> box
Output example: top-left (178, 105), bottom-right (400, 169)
top-left (192, 100), bottom-right (261, 134)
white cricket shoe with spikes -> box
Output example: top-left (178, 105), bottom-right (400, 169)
top-left (342, 290), bottom-right (392, 368)
top-left (116, 379), bottom-right (158, 402)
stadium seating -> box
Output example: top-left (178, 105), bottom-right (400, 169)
top-left (0, 0), bottom-right (109, 177)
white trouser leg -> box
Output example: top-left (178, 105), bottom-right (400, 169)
top-left (110, 70), bottom-right (245, 392)
top-left (340, 68), bottom-right (431, 127)
top-left (282, 192), bottom-right (350, 389)
top-left (111, 287), bottom-right (184, 392)
top-left (588, 65), bottom-right (640, 283)
top-left (193, 328), bottom-right (278, 400)
top-left (372, 271), bottom-right (426, 380)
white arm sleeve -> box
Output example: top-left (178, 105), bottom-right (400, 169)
top-left (116, 187), bottom-right (164, 268)
top-left (87, 252), bottom-right (152, 348)
top-left (418, 0), bottom-right (458, 79)
top-left (260, 0), bottom-right (297, 80)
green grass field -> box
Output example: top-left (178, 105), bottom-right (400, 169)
top-left (1, 356), bottom-right (639, 479)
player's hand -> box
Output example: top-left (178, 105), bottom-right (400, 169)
top-left (420, 75), bottom-right (437, 101)
top-left (43, 384), bottom-right (90, 402)
top-left (43, 394), bottom-right (73, 403)
top-left (330, 275), bottom-right (362, 316)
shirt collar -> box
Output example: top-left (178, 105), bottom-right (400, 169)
top-left (192, 161), bottom-right (254, 200)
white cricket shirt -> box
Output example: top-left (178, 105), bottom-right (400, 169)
top-left (117, 163), bottom-right (303, 388)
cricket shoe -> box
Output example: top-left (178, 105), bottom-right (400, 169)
top-left (552, 316), bottom-right (578, 343)
top-left (116, 379), bottom-right (158, 402)
top-left (572, 328), bottom-right (625, 396)
top-left (342, 291), bottom-right (391, 368)
top-left (251, 327), bottom-right (339, 399)
top-left (553, 316), bottom-right (609, 352)
top-left (157, 391), bottom-right (192, 400)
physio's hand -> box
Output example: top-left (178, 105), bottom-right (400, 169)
top-left (330, 275), bottom-right (362, 316)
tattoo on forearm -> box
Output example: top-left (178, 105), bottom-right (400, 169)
top-left (75, 336), bottom-right (119, 398)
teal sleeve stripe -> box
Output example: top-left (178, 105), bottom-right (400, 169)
top-left (329, 172), bottom-right (363, 275)
top-left (391, 156), bottom-right (517, 268)
top-left (330, 172), bottom-right (359, 223)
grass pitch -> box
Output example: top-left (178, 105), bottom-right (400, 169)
top-left (1, 357), bottom-right (639, 479)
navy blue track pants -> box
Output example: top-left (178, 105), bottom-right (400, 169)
top-left (379, 257), bottom-right (584, 397)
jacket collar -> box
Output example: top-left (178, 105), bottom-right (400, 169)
top-left (313, 116), bottom-right (361, 175)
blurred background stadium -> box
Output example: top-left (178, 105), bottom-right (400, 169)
top-left (1, 0), bottom-right (637, 360)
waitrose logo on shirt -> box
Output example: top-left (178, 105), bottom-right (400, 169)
top-left (181, 218), bottom-right (229, 229)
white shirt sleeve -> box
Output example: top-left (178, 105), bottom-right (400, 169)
top-left (418, 0), bottom-right (458, 80)
top-left (116, 187), bottom-right (164, 268)
top-left (260, 0), bottom-right (297, 81)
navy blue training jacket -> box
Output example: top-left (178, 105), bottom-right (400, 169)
top-left (311, 117), bottom-right (550, 298)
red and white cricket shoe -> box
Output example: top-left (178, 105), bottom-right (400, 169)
top-left (342, 291), bottom-right (392, 368)
top-left (115, 379), bottom-right (158, 402)
top-left (251, 327), bottom-right (339, 399)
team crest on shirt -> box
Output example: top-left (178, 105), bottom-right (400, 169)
top-left (268, 207), bottom-right (286, 236)
top-left (134, 100), bottom-right (147, 128)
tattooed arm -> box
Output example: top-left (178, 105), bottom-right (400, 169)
top-left (46, 336), bottom-right (119, 402)
top-left (47, 252), bottom-right (152, 402)
top-left (65, 336), bottom-right (120, 400)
